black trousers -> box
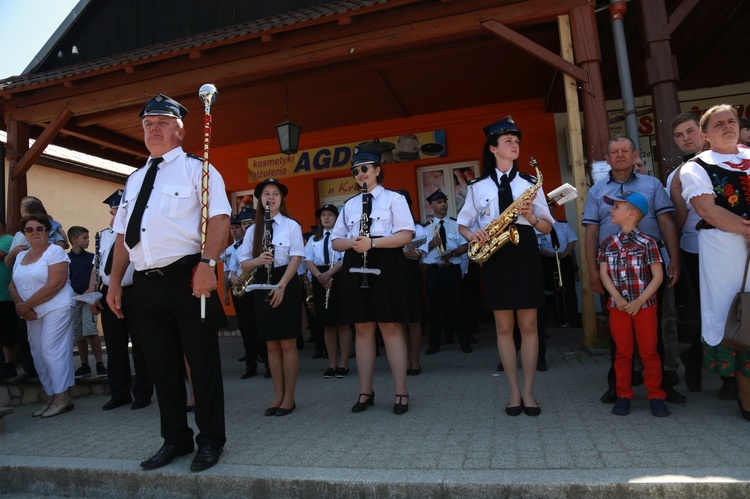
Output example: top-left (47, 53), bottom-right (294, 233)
top-left (426, 264), bottom-right (469, 349)
top-left (232, 291), bottom-right (259, 369)
top-left (101, 284), bottom-right (153, 402)
top-left (133, 257), bottom-right (226, 448)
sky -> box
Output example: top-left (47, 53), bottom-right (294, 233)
top-left (0, 0), bottom-right (80, 79)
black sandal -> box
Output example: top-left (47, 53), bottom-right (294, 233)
top-left (393, 394), bottom-right (409, 415)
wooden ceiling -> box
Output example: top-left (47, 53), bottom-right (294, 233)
top-left (2, 0), bottom-right (748, 168)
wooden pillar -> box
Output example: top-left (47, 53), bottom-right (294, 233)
top-left (6, 119), bottom-right (29, 233)
top-left (640, 0), bottom-right (682, 180)
top-left (570, 5), bottom-right (610, 165)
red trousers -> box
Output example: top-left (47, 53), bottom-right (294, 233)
top-left (608, 305), bottom-right (666, 400)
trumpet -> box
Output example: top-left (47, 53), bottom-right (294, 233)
top-left (432, 223), bottom-right (445, 255)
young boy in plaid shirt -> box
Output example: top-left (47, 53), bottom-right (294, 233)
top-left (597, 191), bottom-right (669, 417)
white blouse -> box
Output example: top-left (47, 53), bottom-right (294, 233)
top-left (237, 213), bottom-right (305, 268)
top-left (12, 244), bottom-right (74, 319)
top-left (331, 185), bottom-right (415, 241)
top-left (305, 231), bottom-right (343, 267)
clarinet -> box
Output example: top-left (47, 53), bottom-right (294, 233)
top-left (93, 232), bottom-right (102, 290)
top-left (262, 200), bottom-right (274, 301)
top-left (359, 183), bottom-right (372, 288)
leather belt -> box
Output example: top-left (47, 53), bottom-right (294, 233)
top-left (138, 254), bottom-right (200, 280)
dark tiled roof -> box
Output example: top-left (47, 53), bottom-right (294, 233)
top-left (0, 0), bottom-right (387, 92)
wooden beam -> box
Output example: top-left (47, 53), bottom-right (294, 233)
top-left (61, 123), bottom-right (147, 158)
top-left (11, 103), bottom-right (73, 180)
top-left (481, 19), bottom-right (588, 83)
top-left (5, 119), bottom-right (29, 232)
top-left (665, 0), bottom-right (701, 35)
top-left (7, 0), bottom-right (589, 124)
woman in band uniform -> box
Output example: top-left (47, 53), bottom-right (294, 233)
top-left (331, 144), bottom-right (421, 415)
top-left (305, 204), bottom-right (350, 378)
top-left (237, 178), bottom-right (304, 417)
top-left (457, 116), bottom-right (553, 417)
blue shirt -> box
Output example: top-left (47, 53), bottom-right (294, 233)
top-left (68, 249), bottom-right (94, 294)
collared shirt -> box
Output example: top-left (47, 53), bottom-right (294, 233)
top-left (582, 170), bottom-right (674, 244)
top-left (113, 146), bottom-right (231, 271)
top-left (537, 221), bottom-right (578, 254)
top-left (330, 184), bottom-right (415, 240)
top-left (68, 249), bottom-right (94, 294)
top-left (666, 167), bottom-right (701, 253)
top-left (597, 227), bottom-right (662, 309)
top-left (420, 216), bottom-right (464, 265)
top-left (680, 148), bottom-right (750, 205)
top-left (221, 240), bottom-right (243, 274)
top-left (98, 228), bottom-right (135, 287)
top-left (305, 231), bottom-right (343, 267)
top-left (237, 213), bottom-right (305, 268)
top-left (457, 169), bottom-right (554, 231)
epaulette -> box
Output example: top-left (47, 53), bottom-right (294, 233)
top-left (343, 192), bottom-right (361, 204)
top-left (519, 171), bottom-right (538, 184)
top-left (416, 221), bottom-right (429, 227)
top-left (186, 152), bottom-right (203, 162)
top-left (450, 217), bottom-right (457, 222)
top-left (468, 175), bottom-right (487, 185)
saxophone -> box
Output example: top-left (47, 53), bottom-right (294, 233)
top-left (231, 270), bottom-right (255, 297)
top-left (467, 157), bottom-right (543, 264)
top-left (301, 271), bottom-right (315, 317)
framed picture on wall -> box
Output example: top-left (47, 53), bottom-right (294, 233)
top-left (417, 161), bottom-right (479, 222)
top-left (231, 190), bottom-right (255, 215)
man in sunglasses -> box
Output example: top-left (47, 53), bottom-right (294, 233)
top-left (582, 135), bottom-right (683, 406)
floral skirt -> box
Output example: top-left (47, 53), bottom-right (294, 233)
top-left (703, 341), bottom-right (750, 378)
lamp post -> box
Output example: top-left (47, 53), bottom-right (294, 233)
top-left (275, 119), bottom-right (302, 155)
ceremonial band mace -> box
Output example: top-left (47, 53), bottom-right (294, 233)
top-left (199, 83), bottom-right (218, 322)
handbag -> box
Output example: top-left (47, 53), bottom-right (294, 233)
top-left (722, 251), bottom-right (750, 351)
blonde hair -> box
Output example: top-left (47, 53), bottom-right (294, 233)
top-left (699, 104), bottom-right (738, 133)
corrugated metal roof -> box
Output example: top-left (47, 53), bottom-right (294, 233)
top-left (0, 0), bottom-right (387, 92)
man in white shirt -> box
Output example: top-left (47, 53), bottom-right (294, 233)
top-left (106, 93), bottom-right (231, 472)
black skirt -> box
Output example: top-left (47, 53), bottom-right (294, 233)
top-left (338, 246), bottom-right (422, 324)
top-left (254, 264), bottom-right (303, 341)
top-left (405, 258), bottom-right (426, 319)
top-left (311, 265), bottom-right (345, 327)
top-left (482, 224), bottom-right (545, 310)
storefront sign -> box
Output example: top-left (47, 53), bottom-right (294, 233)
top-left (247, 130), bottom-right (447, 181)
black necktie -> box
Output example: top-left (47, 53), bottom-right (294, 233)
top-left (104, 243), bottom-right (114, 276)
top-left (323, 231), bottom-right (330, 265)
top-left (125, 157), bottom-right (163, 248)
top-left (499, 173), bottom-right (513, 212)
top-left (438, 220), bottom-right (447, 250)
top-left (234, 241), bottom-right (241, 249)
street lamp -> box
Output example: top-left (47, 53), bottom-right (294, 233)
top-left (275, 119), bottom-right (302, 155)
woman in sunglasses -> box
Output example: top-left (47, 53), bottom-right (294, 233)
top-left (9, 214), bottom-right (75, 418)
top-left (331, 144), bottom-right (421, 415)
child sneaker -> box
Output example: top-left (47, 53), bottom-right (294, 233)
top-left (75, 364), bottom-right (92, 378)
top-left (96, 362), bottom-right (108, 378)
top-left (323, 367), bottom-right (336, 378)
top-left (335, 367), bottom-right (350, 378)
top-left (649, 399), bottom-right (670, 417)
top-left (612, 397), bottom-right (630, 416)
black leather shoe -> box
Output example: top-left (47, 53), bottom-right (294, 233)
top-left (351, 392), bottom-right (375, 413)
top-left (407, 368), bottom-right (421, 376)
top-left (664, 387), bottom-right (687, 404)
top-left (190, 444), bottom-right (223, 472)
top-left (600, 388), bottom-right (617, 404)
top-left (393, 394), bottom-right (409, 415)
top-left (140, 444), bottom-right (193, 470)
top-left (275, 403), bottom-right (296, 417)
top-left (131, 399), bottom-right (151, 410)
top-left (425, 346), bottom-right (440, 355)
top-left (461, 344), bottom-right (473, 354)
top-left (536, 359), bottom-right (548, 372)
top-left (738, 398), bottom-right (750, 421)
top-left (264, 406), bottom-right (279, 416)
top-left (505, 402), bottom-right (523, 416)
top-left (240, 367), bottom-right (257, 379)
top-left (523, 399), bottom-right (541, 416)
top-left (719, 377), bottom-right (738, 400)
top-left (102, 398), bottom-right (132, 411)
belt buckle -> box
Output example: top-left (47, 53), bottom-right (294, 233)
top-left (144, 269), bottom-right (165, 279)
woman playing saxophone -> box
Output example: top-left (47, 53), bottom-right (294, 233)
top-left (457, 116), bottom-right (554, 417)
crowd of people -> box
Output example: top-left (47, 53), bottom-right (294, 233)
top-left (1, 93), bottom-right (748, 474)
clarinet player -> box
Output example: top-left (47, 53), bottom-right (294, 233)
top-left (331, 144), bottom-right (421, 415)
top-left (237, 178), bottom-right (304, 417)
top-left (457, 116), bottom-right (553, 417)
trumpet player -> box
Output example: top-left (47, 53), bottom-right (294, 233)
top-left (457, 116), bottom-right (553, 417)
top-left (331, 144), bottom-right (421, 415)
top-left (223, 207), bottom-right (261, 379)
top-left (305, 204), bottom-right (349, 378)
top-left (237, 178), bottom-right (304, 417)
top-left (422, 189), bottom-right (472, 356)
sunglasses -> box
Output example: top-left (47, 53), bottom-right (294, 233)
top-left (351, 164), bottom-right (376, 177)
top-left (24, 225), bottom-right (47, 234)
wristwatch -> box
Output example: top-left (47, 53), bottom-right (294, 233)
top-left (200, 258), bottom-right (217, 268)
